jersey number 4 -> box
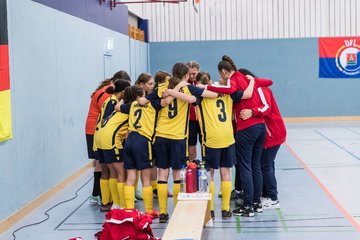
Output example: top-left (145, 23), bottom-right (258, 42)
top-left (216, 99), bottom-right (227, 122)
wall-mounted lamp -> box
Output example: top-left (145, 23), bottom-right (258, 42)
top-left (104, 37), bottom-right (114, 56)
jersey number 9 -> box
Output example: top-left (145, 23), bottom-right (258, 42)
top-left (168, 99), bottom-right (178, 119)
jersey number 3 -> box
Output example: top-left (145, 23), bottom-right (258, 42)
top-left (133, 109), bottom-right (142, 129)
top-left (216, 99), bottom-right (227, 122)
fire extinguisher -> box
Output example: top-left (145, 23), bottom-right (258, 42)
top-left (186, 163), bottom-right (197, 193)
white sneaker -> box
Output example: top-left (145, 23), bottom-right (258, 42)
top-left (135, 190), bottom-right (143, 201)
top-left (262, 199), bottom-right (280, 209)
top-left (261, 197), bottom-right (271, 205)
top-left (89, 195), bottom-right (101, 205)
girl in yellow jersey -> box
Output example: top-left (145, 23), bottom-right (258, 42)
top-left (195, 72), bottom-right (255, 219)
top-left (120, 75), bottom-right (188, 220)
top-left (94, 79), bottom-right (131, 211)
top-left (134, 72), bottom-right (173, 201)
top-left (154, 63), bottom-right (219, 223)
top-left (94, 85), bottom-right (141, 210)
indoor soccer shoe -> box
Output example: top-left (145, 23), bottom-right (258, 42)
top-left (159, 213), bottom-right (169, 223)
top-left (233, 206), bottom-right (254, 217)
top-left (253, 202), bottom-right (263, 213)
top-left (221, 210), bottom-right (232, 219)
top-left (210, 210), bottom-right (215, 219)
top-left (135, 189), bottom-right (143, 201)
top-left (89, 195), bottom-right (101, 205)
top-left (100, 202), bottom-right (112, 212)
top-left (263, 199), bottom-right (280, 209)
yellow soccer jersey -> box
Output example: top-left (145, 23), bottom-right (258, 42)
top-left (156, 85), bottom-right (203, 140)
top-left (196, 94), bottom-right (235, 148)
top-left (95, 111), bottom-right (129, 150)
top-left (128, 100), bottom-right (159, 141)
top-left (96, 95), bottom-right (119, 131)
top-left (93, 95), bottom-right (119, 151)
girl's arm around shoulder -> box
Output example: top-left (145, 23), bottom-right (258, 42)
top-left (242, 75), bottom-right (255, 99)
top-left (165, 89), bottom-right (196, 104)
top-left (115, 102), bottom-right (131, 114)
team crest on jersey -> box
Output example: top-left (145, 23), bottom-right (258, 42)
top-left (335, 39), bottom-right (360, 76)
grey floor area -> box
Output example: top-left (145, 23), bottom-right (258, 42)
top-left (1, 121), bottom-right (360, 240)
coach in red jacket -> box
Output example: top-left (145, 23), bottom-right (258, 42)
top-left (239, 68), bottom-right (286, 209)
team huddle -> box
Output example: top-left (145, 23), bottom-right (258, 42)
top-left (85, 55), bottom-right (286, 223)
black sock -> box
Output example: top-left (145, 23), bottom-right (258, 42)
top-left (92, 171), bottom-right (102, 197)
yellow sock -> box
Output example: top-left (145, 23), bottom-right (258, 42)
top-left (210, 181), bottom-right (215, 211)
top-left (151, 181), bottom-right (157, 192)
top-left (157, 182), bottom-right (168, 214)
top-left (117, 182), bottom-right (125, 208)
top-left (109, 178), bottom-right (119, 205)
top-left (142, 186), bottom-right (153, 213)
top-left (100, 179), bottom-right (110, 205)
top-left (221, 181), bottom-right (232, 211)
top-left (135, 171), bottom-right (140, 192)
top-left (173, 183), bottom-right (180, 207)
top-left (124, 185), bottom-right (135, 209)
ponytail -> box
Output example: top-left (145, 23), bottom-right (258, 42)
top-left (105, 85), bottom-right (116, 94)
top-left (238, 68), bottom-right (257, 78)
top-left (91, 78), bottom-right (112, 97)
top-left (196, 71), bottom-right (211, 85)
top-left (218, 55), bottom-right (237, 72)
top-left (123, 85), bottom-right (144, 104)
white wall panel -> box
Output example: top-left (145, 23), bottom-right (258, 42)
top-left (357, 0), bottom-right (360, 35)
top-left (136, 0), bottom-right (360, 42)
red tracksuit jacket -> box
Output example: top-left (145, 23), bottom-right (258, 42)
top-left (252, 87), bottom-right (286, 148)
top-left (207, 71), bottom-right (272, 132)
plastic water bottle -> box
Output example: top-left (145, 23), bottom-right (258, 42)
top-left (180, 164), bottom-right (186, 193)
top-left (199, 164), bottom-right (208, 192)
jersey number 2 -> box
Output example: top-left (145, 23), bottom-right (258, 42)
top-left (216, 99), bottom-right (227, 122)
top-left (133, 109), bottom-right (142, 129)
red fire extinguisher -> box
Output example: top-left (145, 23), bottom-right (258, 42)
top-left (186, 163), bottom-right (197, 193)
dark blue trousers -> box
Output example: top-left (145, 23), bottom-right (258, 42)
top-left (235, 123), bottom-right (266, 207)
top-left (261, 144), bottom-right (281, 200)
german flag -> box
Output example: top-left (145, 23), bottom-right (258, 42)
top-left (0, 0), bottom-right (12, 142)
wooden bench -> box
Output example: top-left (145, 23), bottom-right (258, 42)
top-left (162, 193), bottom-right (212, 240)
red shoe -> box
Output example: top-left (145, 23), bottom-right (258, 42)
top-left (145, 210), bottom-right (160, 220)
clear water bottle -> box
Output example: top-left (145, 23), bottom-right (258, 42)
top-left (199, 163), bottom-right (208, 192)
top-left (180, 164), bottom-right (186, 193)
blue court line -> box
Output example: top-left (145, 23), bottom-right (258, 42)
top-left (340, 125), bottom-right (360, 136)
top-left (314, 130), bottom-right (360, 161)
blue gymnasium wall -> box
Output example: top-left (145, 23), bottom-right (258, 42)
top-left (150, 39), bottom-right (360, 117)
top-left (0, 0), bottom-right (148, 221)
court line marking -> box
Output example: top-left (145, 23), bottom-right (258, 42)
top-left (276, 209), bottom-right (289, 232)
top-left (314, 130), bottom-right (360, 161)
top-left (285, 143), bottom-right (360, 232)
top-left (340, 125), bottom-right (360, 136)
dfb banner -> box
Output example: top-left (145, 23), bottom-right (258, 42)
top-left (0, 0), bottom-right (12, 142)
top-left (319, 37), bottom-right (360, 78)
